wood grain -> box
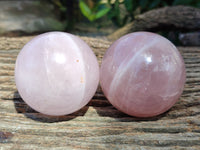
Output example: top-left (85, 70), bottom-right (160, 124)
top-left (0, 36), bottom-right (200, 150)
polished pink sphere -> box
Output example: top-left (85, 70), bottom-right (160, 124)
top-left (15, 32), bottom-right (99, 116)
top-left (100, 32), bottom-right (186, 117)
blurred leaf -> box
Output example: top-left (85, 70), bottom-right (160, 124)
top-left (197, 2), bottom-right (200, 8)
top-left (132, 0), bottom-right (139, 11)
top-left (96, 7), bottom-right (111, 19)
top-left (114, 0), bottom-right (120, 8)
top-left (93, 1), bottom-right (101, 12)
top-left (60, 6), bottom-right (67, 12)
top-left (149, 0), bottom-right (161, 9)
top-left (139, 0), bottom-right (149, 9)
top-left (51, 0), bottom-right (67, 12)
top-left (108, 9), bottom-right (116, 18)
top-left (79, 0), bottom-right (94, 21)
top-left (52, 0), bottom-right (63, 7)
top-left (124, 0), bottom-right (133, 12)
top-left (161, 1), bottom-right (169, 6)
top-left (173, 0), bottom-right (194, 5)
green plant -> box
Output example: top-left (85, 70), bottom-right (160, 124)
top-left (51, 0), bottom-right (67, 12)
top-left (107, 0), bottom-right (127, 27)
top-left (51, 0), bottom-right (200, 29)
top-left (173, 0), bottom-right (200, 6)
top-left (106, 0), bottom-right (200, 27)
top-left (79, 0), bottom-right (111, 22)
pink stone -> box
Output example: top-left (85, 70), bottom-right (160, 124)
top-left (15, 32), bottom-right (99, 116)
top-left (100, 32), bottom-right (186, 117)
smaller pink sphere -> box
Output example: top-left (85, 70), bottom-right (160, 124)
top-left (100, 32), bottom-right (186, 117)
top-left (15, 32), bottom-right (99, 116)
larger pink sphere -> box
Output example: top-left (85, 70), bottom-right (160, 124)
top-left (15, 32), bottom-right (99, 116)
top-left (100, 32), bottom-right (186, 117)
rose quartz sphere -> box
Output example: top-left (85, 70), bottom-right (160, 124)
top-left (15, 32), bottom-right (99, 116)
top-left (100, 32), bottom-right (186, 117)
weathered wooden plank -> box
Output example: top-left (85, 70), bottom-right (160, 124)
top-left (0, 36), bottom-right (200, 150)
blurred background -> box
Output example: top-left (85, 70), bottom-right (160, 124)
top-left (0, 0), bottom-right (200, 45)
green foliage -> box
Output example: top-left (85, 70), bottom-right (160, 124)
top-left (79, 0), bottom-right (110, 22)
top-left (51, 0), bottom-right (200, 28)
top-left (107, 0), bottom-right (200, 27)
top-left (51, 0), bottom-right (67, 12)
top-left (107, 0), bottom-right (125, 26)
top-left (173, 0), bottom-right (198, 5)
